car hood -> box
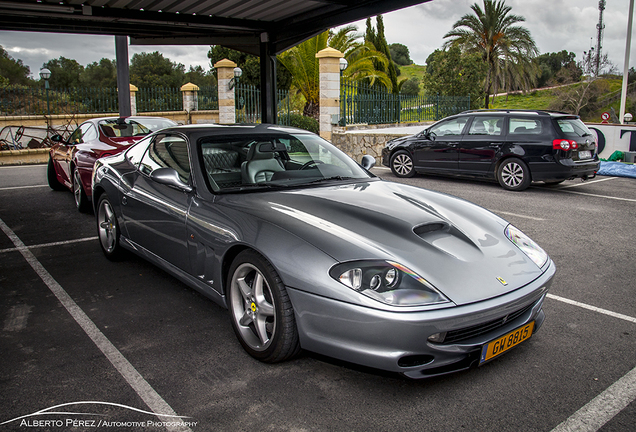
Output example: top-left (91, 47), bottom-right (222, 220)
top-left (221, 180), bottom-right (548, 305)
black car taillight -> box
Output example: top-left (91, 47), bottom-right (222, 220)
top-left (553, 139), bottom-right (578, 151)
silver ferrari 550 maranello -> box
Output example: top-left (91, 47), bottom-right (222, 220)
top-left (92, 123), bottom-right (555, 378)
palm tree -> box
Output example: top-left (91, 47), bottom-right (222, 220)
top-left (443, 0), bottom-right (538, 108)
top-left (278, 27), bottom-right (390, 119)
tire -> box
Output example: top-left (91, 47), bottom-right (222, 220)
top-left (47, 158), bottom-right (66, 191)
top-left (390, 150), bottom-right (415, 178)
top-left (73, 167), bottom-right (92, 213)
top-left (96, 194), bottom-right (126, 261)
top-left (227, 250), bottom-right (300, 363)
top-left (497, 158), bottom-right (531, 191)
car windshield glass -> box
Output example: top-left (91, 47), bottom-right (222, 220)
top-left (556, 118), bottom-right (592, 137)
top-left (198, 132), bottom-right (372, 192)
top-left (98, 118), bottom-right (176, 138)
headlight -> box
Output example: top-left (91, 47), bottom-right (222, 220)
top-left (505, 225), bottom-right (548, 268)
top-left (330, 260), bottom-right (450, 306)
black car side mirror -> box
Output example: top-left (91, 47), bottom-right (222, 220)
top-left (50, 134), bottom-right (66, 144)
top-left (150, 167), bottom-right (193, 193)
top-left (361, 155), bottom-right (376, 170)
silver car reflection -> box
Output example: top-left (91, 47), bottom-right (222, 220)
top-left (92, 124), bottom-right (555, 378)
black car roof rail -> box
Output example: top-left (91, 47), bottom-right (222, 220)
top-left (460, 109), bottom-right (573, 116)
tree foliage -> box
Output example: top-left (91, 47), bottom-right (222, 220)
top-left (536, 51), bottom-right (580, 87)
top-left (130, 51), bottom-right (185, 88)
top-left (423, 46), bottom-right (486, 109)
top-left (389, 43), bottom-right (412, 66)
top-left (444, 0), bottom-right (538, 108)
top-left (207, 46), bottom-right (291, 91)
top-left (42, 56), bottom-right (84, 88)
top-left (365, 16), bottom-right (400, 93)
top-left (80, 58), bottom-right (117, 88)
top-left (0, 45), bottom-right (32, 86)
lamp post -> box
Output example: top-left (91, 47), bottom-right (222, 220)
top-left (39, 68), bottom-right (51, 117)
top-left (229, 67), bottom-right (242, 89)
top-left (339, 58), bottom-right (348, 76)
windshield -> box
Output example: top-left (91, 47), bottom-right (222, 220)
top-left (199, 132), bottom-right (373, 192)
top-left (556, 118), bottom-right (593, 138)
top-left (99, 118), bottom-right (176, 138)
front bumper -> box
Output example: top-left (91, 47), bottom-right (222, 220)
top-left (287, 260), bottom-right (555, 378)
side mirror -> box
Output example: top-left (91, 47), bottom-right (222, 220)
top-left (50, 134), bottom-right (66, 143)
top-left (361, 155), bottom-right (376, 170)
top-left (150, 167), bottom-right (192, 193)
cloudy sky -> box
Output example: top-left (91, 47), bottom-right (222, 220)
top-left (1, 0), bottom-right (634, 79)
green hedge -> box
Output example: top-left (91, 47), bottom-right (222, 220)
top-left (287, 114), bottom-right (319, 134)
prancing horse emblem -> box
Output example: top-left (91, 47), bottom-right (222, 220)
top-left (497, 277), bottom-right (508, 286)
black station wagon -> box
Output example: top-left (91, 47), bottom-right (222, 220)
top-left (381, 110), bottom-right (600, 191)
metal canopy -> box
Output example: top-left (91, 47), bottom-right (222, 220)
top-left (0, 0), bottom-right (431, 122)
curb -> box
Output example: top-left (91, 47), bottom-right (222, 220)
top-left (0, 149), bottom-right (49, 166)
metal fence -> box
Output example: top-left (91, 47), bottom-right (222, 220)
top-left (0, 85), bottom-right (222, 116)
top-left (0, 86), bottom-right (119, 116)
top-left (340, 79), bottom-right (470, 125)
top-left (136, 87), bottom-right (182, 112)
top-left (235, 83), bottom-right (292, 125)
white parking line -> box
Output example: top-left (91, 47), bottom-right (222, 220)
top-left (547, 293), bottom-right (636, 432)
top-left (0, 184), bottom-right (49, 191)
top-left (0, 218), bottom-right (192, 432)
top-left (0, 236), bottom-right (98, 254)
top-left (558, 177), bottom-right (617, 188)
top-left (557, 190), bottom-right (636, 203)
top-left (547, 294), bottom-right (636, 324)
top-left (551, 366), bottom-right (636, 432)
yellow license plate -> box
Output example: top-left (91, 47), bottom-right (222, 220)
top-left (480, 321), bottom-right (535, 364)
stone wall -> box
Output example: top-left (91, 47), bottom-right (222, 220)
top-left (331, 131), bottom-right (409, 163)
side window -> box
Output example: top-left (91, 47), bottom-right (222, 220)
top-left (126, 135), bottom-right (153, 167)
top-left (82, 124), bottom-right (98, 142)
top-left (139, 134), bottom-right (191, 183)
top-left (429, 117), bottom-right (469, 137)
top-left (468, 116), bottom-right (503, 136)
top-left (69, 124), bottom-right (86, 144)
top-left (509, 118), bottom-right (543, 135)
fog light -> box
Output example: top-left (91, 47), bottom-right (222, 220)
top-left (427, 332), bottom-right (447, 343)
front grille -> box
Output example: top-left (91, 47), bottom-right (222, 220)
top-left (443, 303), bottom-right (534, 344)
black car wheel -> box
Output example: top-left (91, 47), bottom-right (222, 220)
top-left (390, 151), bottom-right (415, 178)
top-left (497, 158), bottom-right (531, 191)
top-left (228, 250), bottom-right (300, 363)
top-left (96, 194), bottom-right (125, 261)
top-left (47, 158), bottom-right (66, 191)
top-left (73, 168), bottom-right (91, 213)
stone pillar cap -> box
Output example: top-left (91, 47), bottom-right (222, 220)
top-left (316, 47), bottom-right (344, 58)
top-left (214, 58), bottom-right (237, 68)
top-left (180, 82), bottom-right (200, 91)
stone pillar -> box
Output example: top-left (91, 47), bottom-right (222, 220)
top-left (129, 84), bottom-right (138, 116)
top-left (215, 59), bottom-right (237, 124)
top-left (181, 82), bottom-right (199, 112)
top-left (316, 47), bottom-right (344, 141)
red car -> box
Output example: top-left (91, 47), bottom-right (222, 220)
top-left (47, 116), bottom-right (177, 212)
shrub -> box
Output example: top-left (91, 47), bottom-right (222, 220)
top-left (287, 113), bottom-right (319, 133)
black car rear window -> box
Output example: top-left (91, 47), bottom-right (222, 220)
top-left (556, 118), bottom-right (591, 137)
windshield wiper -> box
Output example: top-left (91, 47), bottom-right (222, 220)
top-left (306, 176), bottom-right (354, 184)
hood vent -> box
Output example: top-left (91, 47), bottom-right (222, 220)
top-left (413, 222), bottom-right (448, 236)
top-left (413, 222), bottom-right (483, 262)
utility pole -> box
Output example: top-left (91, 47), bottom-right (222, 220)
top-left (595, 0), bottom-right (606, 76)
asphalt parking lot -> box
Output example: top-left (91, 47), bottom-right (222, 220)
top-left (1, 163), bottom-right (635, 432)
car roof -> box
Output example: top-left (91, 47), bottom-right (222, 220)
top-left (461, 109), bottom-right (578, 119)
